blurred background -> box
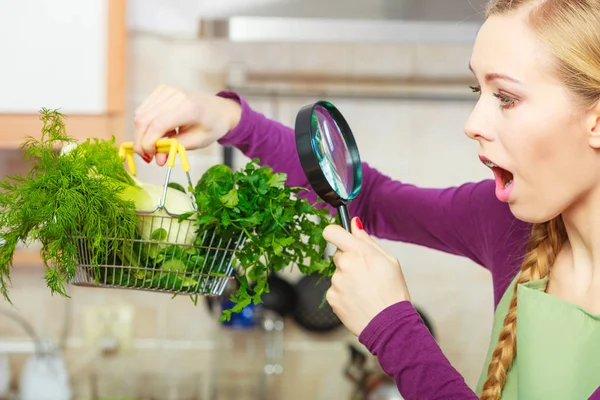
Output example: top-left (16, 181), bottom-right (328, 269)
top-left (0, 0), bottom-right (496, 399)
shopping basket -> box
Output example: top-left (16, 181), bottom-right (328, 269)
top-left (70, 139), bottom-right (246, 297)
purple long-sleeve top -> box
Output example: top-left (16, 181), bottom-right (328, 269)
top-left (216, 91), bottom-right (600, 399)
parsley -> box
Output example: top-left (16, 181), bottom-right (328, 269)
top-left (192, 163), bottom-right (335, 320)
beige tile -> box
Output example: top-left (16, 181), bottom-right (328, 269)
top-left (334, 100), bottom-right (414, 177)
top-left (85, 349), bottom-right (212, 399)
top-left (228, 43), bottom-right (295, 72)
top-left (131, 305), bottom-right (158, 339)
top-left (163, 294), bottom-right (219, 341)
top-left (2, 269), bottom-right (50, 338)
top-left (127, 33), bottom-right (172, 96)
top-left (195, 40), bottom-right (237, 73)
top-left (162, 41), bottom-right (215, 91)
top-left (408, 101), bottom-right (487, 187)
top-left (66, 287), bottom-right (119, 338)
top-left (351, 43), bottom-right (415, 76)
top-left (8, 270), bottom-right (74, 341)
top-left (279, 344), bottom-right (353, 400)
top-left (164, 40), bottom-right (206, 71)
top-left (37, 293), bottom-right (72, 341)
top-left (414, 44), bottom-right (474, 77)
top-left (0, 310), bottom-right (29, 337)
top-left (288, 43), bottom-right (355, 75)
top-left (458, 283), bottom-right (495, 349)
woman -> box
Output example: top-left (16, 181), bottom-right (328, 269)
top-left (132, 0), bottom-right (600, 398)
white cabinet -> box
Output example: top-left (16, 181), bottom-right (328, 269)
top-left (0, 0), bottom-right (126, 147)
top-left (0, 0), bottom-right (108, 114)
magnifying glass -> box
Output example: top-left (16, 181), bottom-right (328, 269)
top-left (295, 101), bottom-right (362, 231)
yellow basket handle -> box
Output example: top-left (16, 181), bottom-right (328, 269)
top-left (118, 139), bottom-right (197, 214)
top-left (118, 138), bottom-right (190, 176)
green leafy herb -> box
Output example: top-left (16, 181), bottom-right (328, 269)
top-left (0, 109), bottom-right (335, 320)
top-left (0, 109), bottom-right (138, 301)
top-left (193, 163), bottom-right (335, 320)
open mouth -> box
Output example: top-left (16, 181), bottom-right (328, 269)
top-left (480, 157), bottom-right (514, 202)
top-left (482, 159), bottom-right (513, 188)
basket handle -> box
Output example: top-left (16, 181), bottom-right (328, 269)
top-left (118, 139), bottom-right (190, 176)
top-left (118, 139), bottom-right (197, 214)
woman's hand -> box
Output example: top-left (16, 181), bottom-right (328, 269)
top-left (323, 217), bottom-right (411, 336)
top-left (133, 85), bottom-right (242, 166)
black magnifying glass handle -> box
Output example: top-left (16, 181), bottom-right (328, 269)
top-left (338, 204), bottom-right (351, 232)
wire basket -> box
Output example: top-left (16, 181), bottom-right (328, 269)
top-left (70, 139), bottom-right (245, 297)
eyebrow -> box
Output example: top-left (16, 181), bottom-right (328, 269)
top-left (468, 63), bottom-right (522, 84)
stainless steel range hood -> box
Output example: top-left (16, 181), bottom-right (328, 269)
top-left (200, 17), bottom-right (482, 44)
top-left (197, 0), bottom-right (487, 44)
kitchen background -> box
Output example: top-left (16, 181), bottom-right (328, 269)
top-left (0, 0), bottom-right (497, 399)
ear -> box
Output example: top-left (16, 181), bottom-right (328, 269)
top-left (587, 101), bottom-right (600, 149)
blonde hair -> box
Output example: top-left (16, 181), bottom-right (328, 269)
top-left (480, 1), bottom-right (600, 399)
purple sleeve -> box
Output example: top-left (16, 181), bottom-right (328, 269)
top-left (590, 387), bottom-right (600, 399)
top-left (216, 90), bottom-right (532, 398)
top-left (359, 301), bottom-right (479, 400)
top-left (217, 90), bottom-right (521, 270)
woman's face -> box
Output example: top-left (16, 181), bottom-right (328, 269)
top-left (465, 7), bottom-right (600, 223)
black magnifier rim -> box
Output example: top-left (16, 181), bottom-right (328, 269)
top-left (294, 101), bottom-right (362, 208)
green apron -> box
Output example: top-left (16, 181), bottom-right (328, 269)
top-left (475, 275), bottom-right (600, 399)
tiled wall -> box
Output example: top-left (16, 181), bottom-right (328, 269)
top-left (0, 33), bottom-right (498, 398)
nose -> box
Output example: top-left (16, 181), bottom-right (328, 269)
top-left (464, 101), bottom-right (492, 142)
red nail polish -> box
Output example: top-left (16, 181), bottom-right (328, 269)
top-left (143, 154), bottom-right (151, 163)
top-left (355, 217), bottom-right (364, 230)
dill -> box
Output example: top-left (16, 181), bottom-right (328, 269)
top-left (0, 109), bottom-right (137, 301)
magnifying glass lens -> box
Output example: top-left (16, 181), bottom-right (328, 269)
top-left (311, 106), bottom-right (353, 199)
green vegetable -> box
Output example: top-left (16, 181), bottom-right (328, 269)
top-left (193, 163), bottom-right (335, 320)
top-left (126, 174), bottom-right (196, 245)
top-left (0, 109), bottom-right (139, 300)
top-left (167, 182), bottom-right (186, 193)
top-left (0, 109), bottom-right (335, 320)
